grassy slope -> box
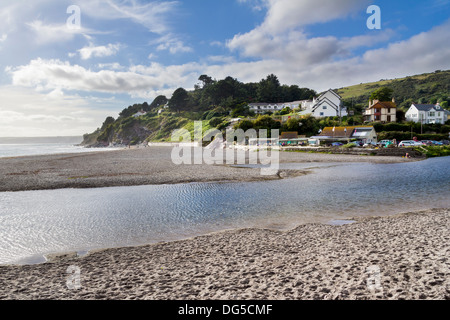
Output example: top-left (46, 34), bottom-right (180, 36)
top-left (335, 70), bottom-right (450, 105)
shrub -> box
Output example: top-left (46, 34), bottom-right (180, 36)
top-left (209, 117), bottom-right (224, 128)
top-left (415, 145), bottom-right (450, 158)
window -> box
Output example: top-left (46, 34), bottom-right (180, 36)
top-left (323, 106), bottom-right (327, 110)
top-left (320, 112), bottom-right (324, 116)
top-left (429, 112), bottom-right (435, 117)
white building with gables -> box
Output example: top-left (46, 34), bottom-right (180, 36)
top-left (405, 103), bottom-right (447, 124)
top-left (299, 89), bottom-right (347, 118)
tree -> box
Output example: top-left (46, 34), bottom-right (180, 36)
top-left (234, 119), bottom-right (254, 131)
top-left (149, 95), bottom-right (168, 110)
top-left (101, 116), bottom-right (115, 130)
top-left (369, 87), bottom-right (394, 102)
top-left (282, 118), bottom-right (301, 133)
top-left (168, 88), bottom-right (189, 112)
top-left (231, 102), bottom-right (254, 117)
top-left (278, 107), bottom-right (292, 115)
top-left (198, 74), bottom-right (215, 88)
top-left (440, 101), bottom-right (448, 109)
top-left (253, 115), bottom-right (281, 131)
top-left (396, 110), bottom-right (406, 123)
top-left (257, 74), bottom-right (281, 103)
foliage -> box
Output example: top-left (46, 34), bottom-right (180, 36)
top-left (336, 70), bottom-right (450, 111)
top-left (414, 145), bottom-right (450, 158)
top-left (369, 87), bottom-right (394, 102)
top-left (209, 117), bottom-right (224, 128)
top-left (148, 95), bottom-right (168, 111)
top-left (168, 88), bottom-right (189, 112)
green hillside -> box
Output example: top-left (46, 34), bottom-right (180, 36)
top-left (336, 69), bottom-right (450, 110)
top-left (82, 70), bottom-right (450, 147)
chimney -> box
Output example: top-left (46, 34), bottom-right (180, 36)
top-left (370, 99), bottom-right (379, 107)
top-left (392, 97), bottom-right (396, 103)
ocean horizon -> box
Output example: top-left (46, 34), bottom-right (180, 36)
top-left (0, 136), bottom-right (119, 158)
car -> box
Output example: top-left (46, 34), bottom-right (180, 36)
top-left (363, 142), bottom-right (377, 148)
top-left (331, 142), bottom-right (344, 147)
top-left (420, 140), bottom-right (434, 146)
top-left (431, 140), bottom-right (443, 145)
top-left (350, 141), bottom-right (363, 147)
top-left (441, 140), bottom-right (449, 145)
top-left (379, 140), bottom-right (396, 148)
top-left (398, 140), bottom-right (422, 147)
top-left (379, 140), bottom-right (391, 146)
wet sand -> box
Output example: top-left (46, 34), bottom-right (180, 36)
top-left (0, 208), bottom-right (448, 300)
top-left (0, 146), bottom-right (416, 192)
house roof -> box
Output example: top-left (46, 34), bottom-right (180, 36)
top-left (319, 126), bottom-right (374, 139)
top-left (318, 89), bottom-right (341, 100)
top-left (312, 96), bottom-right (340, 112)
top-left (411, 104), bottom-right (442, 112)
top-left (368, 101), bottom-right (397, 109)
top-left (280, 132), bottom-right (299, 139)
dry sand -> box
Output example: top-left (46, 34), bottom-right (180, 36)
top-left (0, 208), bottom-right (448, 300)
top-left (0, 146), bottom-right (415, 192)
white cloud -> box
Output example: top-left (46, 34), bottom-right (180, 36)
top-left (7, 58), bottom-right (200, 98)
top-left (7, 18), bottom-right (450, 101)
top-left (153, 34), bottom-right (193, 54)
top-left (97, 62), bottom-right (125, 70)
top-left (0, 86), bottom-right (114, 137)
top-left (26, 20), bottom-right (96, 44)
top-left (77, 43), bottom-right (122, 60)
top-left (227, 0), bottom-right (373, 65)
top-left (77, 0), bottom-right (180, 34)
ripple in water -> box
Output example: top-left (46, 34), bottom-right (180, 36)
top-left (0, 157), bottom-right (449, 264)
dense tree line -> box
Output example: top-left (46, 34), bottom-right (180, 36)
top-left (167, 74), bottom-right (317, 114)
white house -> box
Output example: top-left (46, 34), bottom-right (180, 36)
top-left (249, 101), bottom-right (302, 115)
top-left (133, 110), bottom-right (147, 118)
top-left (405, 104), bottom-right (447, 124)
top-left (299, 89), bottom-right (347, 118)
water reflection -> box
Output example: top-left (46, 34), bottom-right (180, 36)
top-left (0, 157), bottom-right (449, 264)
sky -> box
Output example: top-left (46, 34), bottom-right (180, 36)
top-left (0, 0), bottom-right (449, 137)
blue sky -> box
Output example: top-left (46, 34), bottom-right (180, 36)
top-left (0, 0), bottom-right (449, 136)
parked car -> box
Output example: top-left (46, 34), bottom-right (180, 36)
top-left (379, 140), bottom-right (396, 148)
top-left (363, 142), bottom-right (378, 148)
top-left (350, 141), bottom-right (363, 147)
top-left (331, 142), bottom-right (344, 147)
top-left (431, 140), bottom-right (443, 145)
top-left (398, 140), bottom-right (422, 147)
top-left (441, 140), bottom-right (449, 145)
top-left (420, 140), bottom-right (434, 146)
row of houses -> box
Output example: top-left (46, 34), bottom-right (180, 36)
top-left (248, 89), bottom-right (348, 118)
top-left (248, 89), bottom-right (450, 125)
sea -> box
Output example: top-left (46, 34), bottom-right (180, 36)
top-left (0, 156), bottom-right (449, 265)
top-left (0, 136), bottom-right (118, 158)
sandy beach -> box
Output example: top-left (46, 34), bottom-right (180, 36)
top-left (0, 208), bottom-right (448, 300)
top-left (0, 147), bottom-right (448, 300)
top-left (0, 146), bottom-right (415, 192)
